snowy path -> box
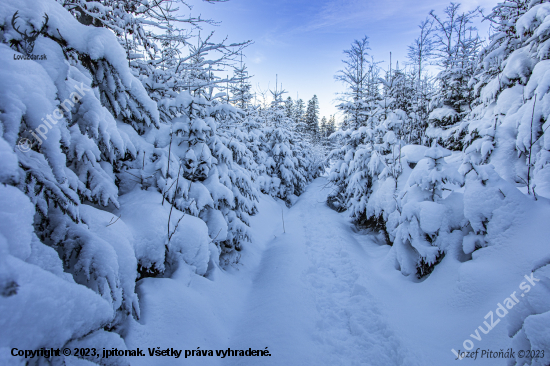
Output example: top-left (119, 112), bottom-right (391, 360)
top-left (126, 178), bottom-right (421, 365)
top-left (127, 177), bottom-right (535, 366)
top-left (227, 178), bottom-right (414, 366)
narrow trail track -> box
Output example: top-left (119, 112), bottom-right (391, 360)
top-left (127, 178), bottom-right (421, 366)
top-left (228, 178), bottom-right (414, 366)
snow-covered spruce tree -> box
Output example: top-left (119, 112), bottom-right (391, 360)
top-left (208, 101), bottom-right (260, 264)
top-left (328, 28), bottom-right (468, 279)
top-left (0, 0), bottom-right (167, 359)
top-left (326, 115), bottom-right (336, 143)
top-left (459, 162), bottom-right (529, 255)
top-left (230, 54), bottom-right (254, 110)
top-left (334, 36), bottom-right (373, 130)
top-left (305, 94), bottom-right (320, 142)
top-left (0, 0), bottom-right (258, 362)
top-left (293, 97), bottom-right (307, 135)
top-left (238, 105), bottom-right (269, 180)
top-left (339, 63), bottom-right (412, 238)
top-left (406, 19), bottom-right (436, 146)
top-left (327, 125), bottom-right (374, 212)
top-left (320, 116), bottom-right (328, 143)
top-left (464, 0), bottom-right (550, 198)
top-left (455, 3), bottom-right (550, 353)
top-left (328, 36), bottom-right (383, 212)
top-left (94, 0), bottom-right (258, 270)
top-left (328, 46), bottom-right (416, 229)
top-left (227, 55), bottom-right (262, 177)
top-left (390, 144), bottom-right (464, 278)
top-left (447, 0), bottom-right (540, 270)
top-left (151, 94), bottom-right (258, 268)
top-left (290, 94), bottom-right (326, 183)
top-left (255, 87), bottom-right (313, 204)
top-left (132, 60), bottom-right (260, 270)
top-left (284, 96), bottom-right (295, 119)
top-left (405, 18), bottom-right (438, 147)
top-left (427, 3), bottom-right (483, 150)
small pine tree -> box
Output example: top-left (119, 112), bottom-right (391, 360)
top-left (305, 95), bottom-right (320, 141)
top-left (230, 57), bottom-right (254, 110)
top-left (427, 4), bottom-right (482, 150)
top-left (326, 115), bottom-right (336, 137)
top-left (294, 98), bottom-right (307, 135)
top-left (284, 96), bottom-right (294, 119)
top-left (391, 143), bottom-right (463, 278)
top-left (320, 116), bottom-right (328, 141)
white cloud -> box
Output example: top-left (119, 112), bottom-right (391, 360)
top-left (288, 0), bottom-right (419, 34)
top-left (287, 0), bottom-right (499, 35)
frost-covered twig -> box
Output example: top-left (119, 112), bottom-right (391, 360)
top-left (106, 214), bottom-right (121, 227)
top-left (209, 228), bottom-right (223, 244)
top-left (167, 163), bottom-right (183, 242)
top-left (281, 208), bottom-right (286, 234)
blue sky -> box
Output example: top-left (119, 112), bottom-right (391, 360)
top-left (191, 0), bottom-right (498, 120)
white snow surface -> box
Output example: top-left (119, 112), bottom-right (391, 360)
top-left (123, 178), bottom-right (550, 365)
